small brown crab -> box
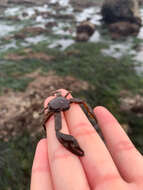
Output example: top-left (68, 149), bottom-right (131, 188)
top-left (43, 91), bottom-right (97, 156)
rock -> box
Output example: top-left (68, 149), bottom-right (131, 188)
top-left (76, 20), bottom-right (95, 41)
top-left (53, 14), bottom-right (75, 20)
top-left (70, 0), bottom-right (102, 8)
top-left (22, 12), bottom-right (29, 17)
top-left (45, 21), bottom-right (57, 28)
top-left (14, 26), bottom-right (49, 39)
top-left (131, 95), bottom-right (143, 114)
top-left (138, 0), bottom-right (143, 5)
top-left (8, 0), bottom-right (36, 5)
top-left (120, 94), bottom-right (143, 116)
top-left (121, 124), bottom-right (131, 133)
top-left (109, 21), bottom-right (140, 39)
top-left (76, 33), bottom-right (89, 42)
top-left (34, 9), bottom-right (40, 16)
top-left (22, 26), bottom-right (47, 34)
top-left (14, 33), bottom-right (26, 40)
top-left (101, 0), bottom-right (141, 26)
top-left (73, 7), bottom-right (83, 12)
top-left (0, 71), bottom-right (92, 140)
top-left (40, 11), bottom-right (51, 19)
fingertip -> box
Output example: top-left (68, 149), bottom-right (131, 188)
top-left (94, 106), bottom-right (114, 119)
top-left (94, 106), bottom-right (108, 114)
top-left (94, 106), bottom-right (120, 128)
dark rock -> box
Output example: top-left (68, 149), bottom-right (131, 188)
top-left (8, 0), bottom-right (36, 5)
top-left (76, 20), bottom-right (95, 42)
top-left (101, 0), bottom-right (141, 26)
top-left (45, 22), bottom-right (57, 28)
top-left (54, 14), bottom-right (75, 20)
top-left (34, 9), bottom-right (40, 16)
top-left (138, 0), bottom-right (143, 5)
top-left (22, 12), bottom-right (29, 17)
top-left (39, 11), bottom-right (51, 19)
top-left (14, 33), bottom-right (26, 39)
top-left (109, 21), bottom-right (140, 39)
top-left (70, 0), bottom-right (102, 8)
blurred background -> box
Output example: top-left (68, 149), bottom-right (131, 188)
top-left (0, 0), bottom-right (143, 189)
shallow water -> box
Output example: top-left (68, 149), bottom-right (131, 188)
top-left (48, 38), bottom-right (74, 50)
top-left (0, 22), bottom-right (17, 37)
top-left (0, 0), bottom-right (143, 73)
top-left (101, 41), bottom-right (134, 58)
top-left (0, 40), bottom-right (17, 52)
top-left (25, 35), bottom-right (49, 45)
top-left (75, 6), bottom-right (101, 24)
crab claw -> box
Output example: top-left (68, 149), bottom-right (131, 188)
top-left (68, 140), bottom-right (84, 156)
top-left (56, 132), bottom-right (84, 156)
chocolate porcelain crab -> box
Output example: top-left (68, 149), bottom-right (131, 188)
top-left (42, 91), bottom-right (97, 156)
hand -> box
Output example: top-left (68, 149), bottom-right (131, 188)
top-left (30, 89), bottom-right (143, 190)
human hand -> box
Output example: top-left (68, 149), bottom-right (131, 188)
top-left (30, 89), bottom-right (143, 190)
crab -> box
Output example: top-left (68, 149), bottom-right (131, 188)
top-left (43, 91), bottom-right (97, 156)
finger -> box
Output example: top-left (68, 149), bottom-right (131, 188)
top-left (94, 106), bottom-right (143, 183)
top-left (62, 90), bottom-right (124, 189)
top-left (30, 139), bottom-right (53, 190)
top-left (44, 93), bottom-right (90, 190)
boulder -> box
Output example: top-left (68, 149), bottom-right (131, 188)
top-left (101, 0), bottom-right (141, 26)
top-left (109, 21), bottom-right (140, 39)
top-left (22, 12), bottom-right (29, 17)
top-left (120, 94), bottom-right (143, 116)
top-left (45, 21), bottom-right (57, 28)
top-left (76, 20), bottom-right (95, 42)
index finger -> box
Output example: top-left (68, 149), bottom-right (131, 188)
top-left (44, 91), bottom-right (90, 190)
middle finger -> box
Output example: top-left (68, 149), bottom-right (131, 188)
top-left (64, 92), bottom-right (123, 189)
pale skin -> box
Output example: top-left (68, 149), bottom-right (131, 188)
top-left (30, 89), bottom-right (143, 190)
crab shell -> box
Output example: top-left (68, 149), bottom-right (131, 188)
top-left (48, 96), bottom-right (70, 112)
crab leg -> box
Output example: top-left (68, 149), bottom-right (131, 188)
top-left (69, 98), bottom-right (97, 123)
top-left (69, 98), bottom-right (104, 140)
top-left (43, 111), bottom-right (54, 131)
top-left (40, 106), bottom-right (49, 115)
top-left (55, 112), bottom-right (84, 156)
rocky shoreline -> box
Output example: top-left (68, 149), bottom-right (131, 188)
top-left (0, 0), bottom-right (103, 6)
